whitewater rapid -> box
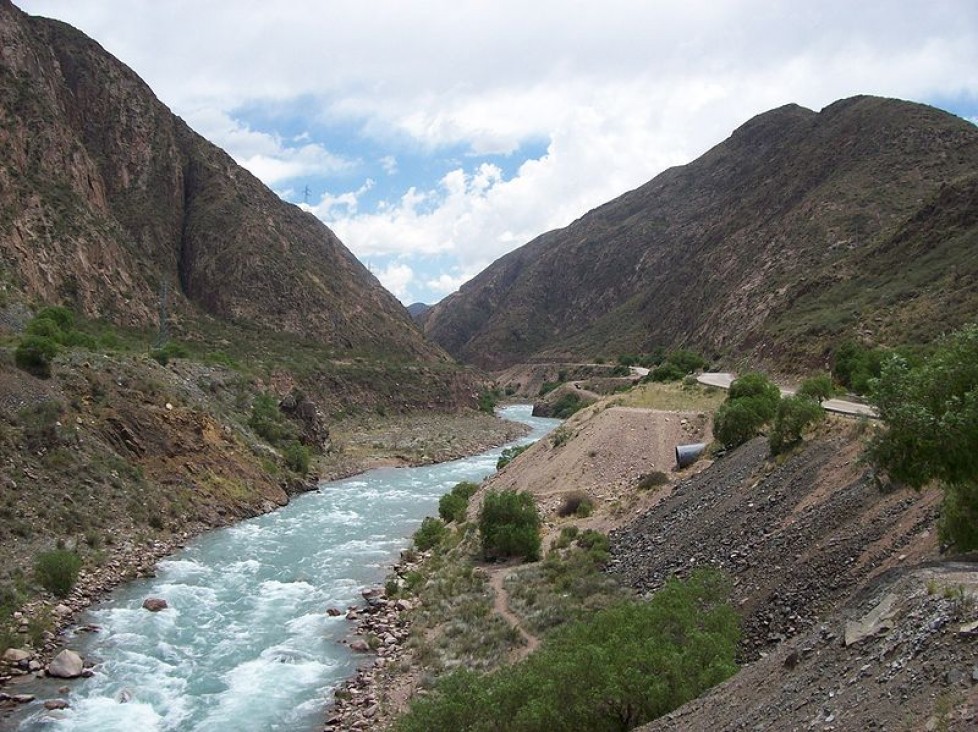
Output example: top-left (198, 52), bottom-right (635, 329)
top-left (18, 405), bottom-right (558, 731)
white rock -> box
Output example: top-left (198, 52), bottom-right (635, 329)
top-left (47, 649), bottom-right (84, 679)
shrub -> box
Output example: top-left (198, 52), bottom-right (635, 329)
top-left (34, 306), bottom-right (74, 331)
top-left (497, 445), bottom-right (529, 470)
top-left (414, 517), bottom-right (449, 551)
top-left (557, 491), bottom-right (594, 518)
top-left (283, 441), bottom-right (311, 474)
top-left (538, 381), bottom-right (560, 396)
top-left (15, 335), bottom-right (59, 378)
top-left (451, 481), bottom-right (479, 500)
top-left (667, 349), bottom-right (707, 374)
top-left (769, 395), bottom-right (824, 455)
top-left (479, 490), bottom-right (541, 561)
top-left (833, 341), bottom-right (887, 394)
top-left (438, 493), bottom-right (468, 523)
top-left (249, 393), bottom-right (297, 445)
top-left (649, 362), bottom-right (686, 382)
top-left (477, 389), bottom-right (499, 414)
top-left (551, 392), bottom-right (584, 419)
top-left (35, 550), bottom-right (83, 598)
top-left (637, 471), bottom-right (670, 490)
top-left (713, 372), bottom-right (782, 449)
top-left (550, 427), bottom-right (572, 448)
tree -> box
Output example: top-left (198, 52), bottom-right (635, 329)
top-left (868, 324), bottom-right (978, 550)
top-left (796, 374), bottom-right (834, 403)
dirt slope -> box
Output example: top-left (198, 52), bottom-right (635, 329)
top-left (484, 404), bottom-right (711, 526)
top-left (643, 562), bottom-right (978, 731)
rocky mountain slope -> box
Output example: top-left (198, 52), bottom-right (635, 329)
top-left (0, 0), bottom-right (439, 360)
top-left (423, 96), bottom-right (978, 370)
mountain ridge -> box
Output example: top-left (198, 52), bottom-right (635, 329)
top-left (423, 95), bottom-right (978, 370)
top-left (0, 0), bottom-right (440, 361)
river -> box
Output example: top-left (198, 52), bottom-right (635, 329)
top-left (16, 405), bottom-right (559, 731)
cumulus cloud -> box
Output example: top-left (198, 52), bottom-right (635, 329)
top-left (189, 108), bottom-right (353, 185)
top-left (373, 262), bottom-right (414, 301)
top-left (28, 0), bottom-right (978, 304)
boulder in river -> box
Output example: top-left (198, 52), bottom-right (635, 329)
top-left (2, 648), bottom-right (32, 664)
top-left (142, 598), bottom-right (168, 612)
top-left (47, 649), bottom-right (84, 679)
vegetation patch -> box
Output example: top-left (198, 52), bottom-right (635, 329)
top-left (868, 324), bottom-right (978, 551)
top-left (396, 570), bottom-right (739, 732)
top-left (479, 490), bottom-right (541, 562)
top-left (34, 548), bottom-right (83, 598)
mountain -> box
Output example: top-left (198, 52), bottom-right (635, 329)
top-left (423, 96), bottom-right (978, 371)
top-left (406, 302), bottom-right (431, 321)
top-left (0, 0), bottom-right (440, 361)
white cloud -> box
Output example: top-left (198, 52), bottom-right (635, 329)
top-left (373, 262), bottom-right (414, 301)
top-left (379, 155), bottom-right (398, 175)
top-left (188, 108), bottom-right (353, 185)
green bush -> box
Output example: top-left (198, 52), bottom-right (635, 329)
top-left (439, 493), bottom-right (468, 523)
top-left (396, 570), bottom-right (738, 732)
top-left (414, 517), bottom-right (449, 551)
top-left (25, 317), bottom-right (64, 341)
top-left (667, 349), bottom-right (707, 374)
top-left (477, 389), bottom-right (499, 414)
top-left (34, 306), bottom-right (74, 331)
top-left (649, 362), bottom-right (686, 382)
top-left (551, 392), bottom-right (585, 419)
top-left (283, 441), bottom-right (311, 474)
top-left (451, 481), bottom-right (479, 500)
top-left (769, 395), bottom-right (824, 454)
top-left (479, 490), bottom-right (541, 561)
top-left (249, 393), bottom-right (297, 445)
top-left (538, 381), bottom-right (560, 396)
top-left (35, 550), bottom-right (83, 598)
top-left (497, 445), bottom-right (529, 469)
top-left (833, 341), bottom-right (887, 394)
top-left (15, 335), bottom-right (59, 378)
top-left (712, 372), bottom-right (782, 449)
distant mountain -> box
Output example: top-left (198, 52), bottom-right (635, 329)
top-left (423, 96), bottom-right (978, 370)
top-left (0, 0), bottom-right (442, 361)
top-left (406, 302), bottom-right (431, 321)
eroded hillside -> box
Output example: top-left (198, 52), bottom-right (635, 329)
top-left (423, 96), bottom-right (978, 371)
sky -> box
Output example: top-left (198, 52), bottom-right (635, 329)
top-left (22, 1), bottom-right (978, 305)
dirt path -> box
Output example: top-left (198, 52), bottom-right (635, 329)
top-left (488, 565), bottom-right (540, 660)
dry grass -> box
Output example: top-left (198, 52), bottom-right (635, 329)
top-left (612, 381), bottom-right (726, 413)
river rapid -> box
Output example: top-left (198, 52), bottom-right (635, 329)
top-left (17, 405), bottom-right (559, 732)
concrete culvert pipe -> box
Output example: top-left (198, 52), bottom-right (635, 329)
top-left (675, 443), bottom-right (707, 469)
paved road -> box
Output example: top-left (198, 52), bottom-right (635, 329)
top-left (696, 372), bottom-right (878, 418)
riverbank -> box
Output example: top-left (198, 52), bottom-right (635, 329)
top-left (0, 408), bottom-right (530, 724)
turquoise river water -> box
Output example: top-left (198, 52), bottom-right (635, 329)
top-left (17, 405), bottom-right (559, 731)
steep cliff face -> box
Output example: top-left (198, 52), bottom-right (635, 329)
top-left (0, 0), bottom-right (440, 360)
top-left (424, 97), bottom-right (978, 370)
